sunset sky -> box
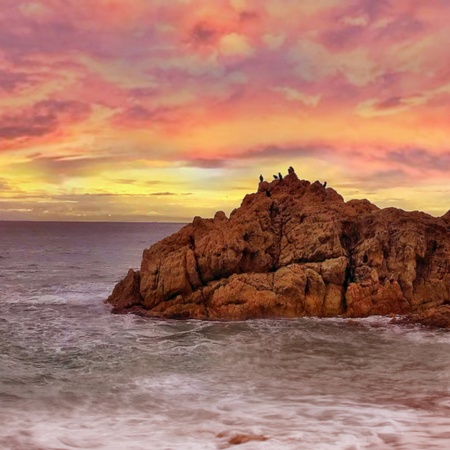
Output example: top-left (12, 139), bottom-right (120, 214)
top-left (1, 0), bottom-right (450, 222)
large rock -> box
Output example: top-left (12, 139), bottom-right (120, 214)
top-left (106, 173), bottom-right (450, 321)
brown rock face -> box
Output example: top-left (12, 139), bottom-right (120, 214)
top-left (106, 173), bottom-right (450, 321)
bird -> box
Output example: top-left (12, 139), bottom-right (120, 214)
top-left (288, 166), bottom-right (295, 174)
top-left (273, 174), bottom-right (279, 180)
top-left (278, 172), bottom-right (283, 181)
top-left (265, 190), bottom-right (271, 197)
top-left (323, 181), bottom-right (327, 188)
top-left (259, 174), bottom-right (264, 182)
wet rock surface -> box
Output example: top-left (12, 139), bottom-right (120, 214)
top-left (106, 173), bottom-right (450, 323)
top-left (391, 305), bottom-right (450, 329)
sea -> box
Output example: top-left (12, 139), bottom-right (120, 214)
top-left (1, 221), bottom-right (450, 450)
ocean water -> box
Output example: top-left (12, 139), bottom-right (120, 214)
top-left (0, 222), bottom-right (450, 450)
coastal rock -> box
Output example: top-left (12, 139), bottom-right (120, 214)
top-left (108, 269), bottom-right (143, 313)
top-left (106, 173), bottom-right (450, 322)
top-left (391, 305), bottom-right (450, 329)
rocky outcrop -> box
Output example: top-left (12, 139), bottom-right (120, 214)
top-left (106, 172), bottom-right (450, 321)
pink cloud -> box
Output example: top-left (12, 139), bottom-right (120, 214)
top-left (0, 100), bottom-right (91, 149)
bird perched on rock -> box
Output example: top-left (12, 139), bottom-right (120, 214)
top-left (278, 172), bottom-right (283, 181)
top-left (273, 174), bottom-right (279, 180)
top-left (259, 174), bottom-right (264, 182)
top-left (288, 166), bottom-right (295, 174)
top-left (323, 181), bottom-right (327, 188)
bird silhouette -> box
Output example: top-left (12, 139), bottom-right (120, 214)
top-left (273, 174), bottom-right (278, 180)
top-left (278, 172), bottom-right (283, 181)
top-left (259, 174), bottom-right (264, 182)
top-left (323, 181), bottom-right (327, 188)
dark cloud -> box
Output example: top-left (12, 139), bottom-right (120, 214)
top-left (22, 153), bottom-right (114, 179)
top-left (37, 99), bottom-right (90, 117)
top-left (371, 168), bottom-right (408, 181)
top-left (321, 2), bottom-right (424, 51)
top-left (128, 87), bottom-right (157, 98)
top-left (121, 105), bottom-right (153, 121)
top-left (339, 169), bottom-right (411, 190)
top-left (50, 194), bottom-right (115, 200)
top-left (240, 11), bottom-right (259, 22)
top-left (375, 96), bottom-right (404, 109)
top-left (357, 0), bottom-right (393, 21)
top-left (190, 22), bottom-right (218, 44)
top-left (49, 192), bottom-right (192, 201)
top-left (0, 70), bottom-right (35, 92)
top-left (0, 4), bottom-right (171, 70)
top-left (0, 14), bottom-right (79, 60)
top-left (374, 71), bottom-right (405, 90)
top-left (183, 143), bottom-right (330, 169)
top-left (0, 123), bottom-right (53, 140)
top-left (113, 105), bottom-right (178, 126)
top-left (112, 179), bottom-right (163, 187)
top-left (0, 99), bottom-right (91, 141)
top-left (240, 144), bottom-right (331, 160)
top-left (321, 26), bottom-right (366, 50)
top-left (375, 15), bottom-right (425, 41)
top-left (184, 158), bottom-right (229, 169)
top-left (114, 179), bottom-right (138, 185)
top-left (0, 178), bottom-right (10, 190)
top-left (388, 148), bottom-right (450, 172)
top-left (0, 2), bottom-right (137, 61)
top-left (148, 192), bottom-right (192, 196)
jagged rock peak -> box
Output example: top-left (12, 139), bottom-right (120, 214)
top-left (106, 174), bottom-right (450, 325)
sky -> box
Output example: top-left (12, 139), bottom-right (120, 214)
top-left (1, 0), bottom-right (450, 222)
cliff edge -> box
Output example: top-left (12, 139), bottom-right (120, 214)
top-left (106, 172), bottom-right (450, 326)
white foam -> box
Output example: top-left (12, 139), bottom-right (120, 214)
top-left (1, 386), bottom-right (444, 450)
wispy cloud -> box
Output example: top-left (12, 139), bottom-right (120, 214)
top-left (387, 148), bottom-right (450, 172)
top-left (0, 178), bottom-right (10, 190)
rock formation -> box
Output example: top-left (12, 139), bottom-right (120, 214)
top-left (107, 172), bottom-right (450, 325)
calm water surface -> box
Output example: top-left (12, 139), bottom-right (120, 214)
top-left (0, 221), bottom-right (449, 450)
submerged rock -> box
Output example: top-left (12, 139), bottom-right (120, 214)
top-left (106, 173), bottom-right (450, 322)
